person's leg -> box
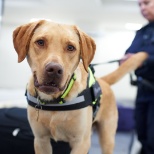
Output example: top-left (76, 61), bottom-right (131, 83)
top-left (134, 100), bottom-right (148, 154)
top-left (146, 101), bottom-right (154, 154)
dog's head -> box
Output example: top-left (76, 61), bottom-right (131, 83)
top-left (13, 20), bottom-right (96, 95)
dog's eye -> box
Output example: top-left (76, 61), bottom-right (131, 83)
top-left (36, 40), bottom-right (45, 46)
top-left (67, 45), bottom-right (75, 51)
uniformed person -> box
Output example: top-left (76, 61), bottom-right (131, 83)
top-left (120, 0), bottom-right (154, 153)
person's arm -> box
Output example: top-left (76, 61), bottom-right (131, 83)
top-left (120, 30), bottom-right (149, 65)
top-left (119, 53), bottom-right (134, 65)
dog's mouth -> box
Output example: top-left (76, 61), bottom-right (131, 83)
top-left (34, 75), bottom-right (68, 94)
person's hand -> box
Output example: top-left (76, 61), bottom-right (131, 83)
top-left (119, 53), bottom-right (134, 65)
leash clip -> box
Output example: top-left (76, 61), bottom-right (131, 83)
top-left (35, 98), bottom-right (42, 121)
top-left (35, 104), bottom-right (42, 110)
top-left (36, 97), bottom-right (43, 110)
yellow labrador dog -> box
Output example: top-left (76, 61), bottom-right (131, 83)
top-left (13, 20), bottom-right (148, 154)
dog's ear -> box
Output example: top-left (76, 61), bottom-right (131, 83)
top-left (13, 20), bottom-right (45, 63)
top-left (75, 26), bottom-right (96, 72)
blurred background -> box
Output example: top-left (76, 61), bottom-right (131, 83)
top-left (0, 0), bottom-right (147, 153)
top-left (0, 0), bottom-right (147, 104)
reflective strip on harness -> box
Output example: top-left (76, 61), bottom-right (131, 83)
top-left (88, 67), bottom-right (95, 87)
top-left (61, 74), bottom-right (77, 99)
top-left (27, 92), bottom-right (85, 107)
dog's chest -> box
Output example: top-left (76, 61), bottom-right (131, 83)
top-left (39, 110), bottom-right (86, 142)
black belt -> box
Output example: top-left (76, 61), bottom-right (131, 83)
top-left (130, 73), bottom-right (154, 91)
top-left (138, 77), bottom-right (154, 91)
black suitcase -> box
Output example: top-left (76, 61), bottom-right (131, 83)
top-left (0, 107), bottom-right (71, 154)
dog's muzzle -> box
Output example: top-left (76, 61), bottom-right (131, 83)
top-left (34, 62), bottom-right (66, 94)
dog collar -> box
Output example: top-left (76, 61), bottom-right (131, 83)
top-left (26, 67), bottom-right (102, 111)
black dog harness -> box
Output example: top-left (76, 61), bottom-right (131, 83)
top-left (26, 67), bottom-right (102, 115)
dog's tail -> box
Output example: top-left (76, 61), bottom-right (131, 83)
top-left (101, 52), bottom-right (148, 85)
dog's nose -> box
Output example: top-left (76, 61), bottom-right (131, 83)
top-left (45, 63), bottom-right (63, 77)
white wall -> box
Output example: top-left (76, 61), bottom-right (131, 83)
top-left (0, 24), bottom-right (137, 104)
top-left (92, 31), bottom-right (137, 102)
top-left (0, 25), bottom-right (31, 88)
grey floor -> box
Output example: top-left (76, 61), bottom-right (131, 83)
top-left (89, 131), bottom-right (132, 154)
top-left (90, 130), bottom-right (141, 154)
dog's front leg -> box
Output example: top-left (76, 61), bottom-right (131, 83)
top-left (28, 107), bottom-right (52, 154)
top-left (70, 135), bottom-right (91, 154)
top-left (34, 136), bottom-right (52, 154)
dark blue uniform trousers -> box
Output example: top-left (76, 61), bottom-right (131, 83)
top-left (135, 84), bottom-right (154, 154)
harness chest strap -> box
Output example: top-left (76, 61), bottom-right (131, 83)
top-left (26, 84), bottom-right (101, 111)
top-left (26, 67), bottom-right (102, 111)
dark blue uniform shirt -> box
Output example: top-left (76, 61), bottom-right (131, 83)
top-left (126, 22), bottom-right (154, 81)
